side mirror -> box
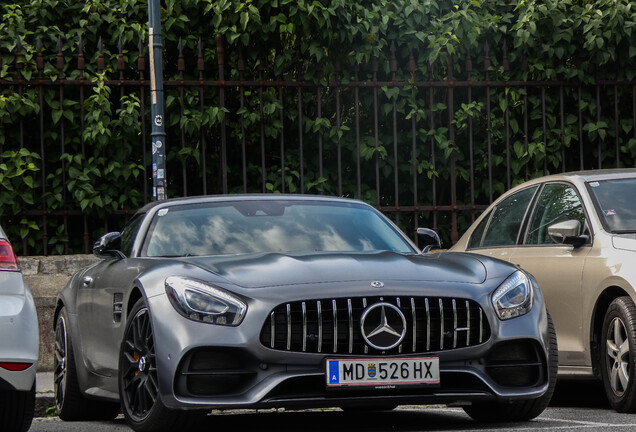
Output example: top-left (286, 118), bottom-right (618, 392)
top-left (417, 228), bottom-right (441, 253)
top-left (93, 232), bottom-right (125, 259)
top-left (548, 220), bottom-right (588, 248)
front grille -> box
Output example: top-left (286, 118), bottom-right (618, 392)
top-left (260, 296), bottom-right (490, 355)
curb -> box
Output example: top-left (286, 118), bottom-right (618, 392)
top-left (35, 393), bottom-right (55, 418)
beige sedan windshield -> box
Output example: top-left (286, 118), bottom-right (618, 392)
top-left (588, 178), bottom-right (636, 233)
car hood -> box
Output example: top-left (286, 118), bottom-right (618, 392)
top-left (612, 234), bottom-right (636, 252)
top-left (181, 251), bottom-right (491, 288)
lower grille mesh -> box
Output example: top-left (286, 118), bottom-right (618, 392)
top-left (260, 296), bottom-right (490, 355)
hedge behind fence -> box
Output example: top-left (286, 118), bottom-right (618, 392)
top-left (1, 0), bottom-right (636, 254)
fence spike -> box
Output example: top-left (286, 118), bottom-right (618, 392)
top-left (483, 41), bottom-right (491, 74)
top-left (177, 37), bottom-right (185, 73)
top-left (117, 36), bottom-right (125, 71)
top-left (216, 34), bottom-right (225, 68)
top-left (137, 38), bottom-right (145, 72)
top-left (97, 36), bottom-right (104, 71)
top-left (15, 37), bottom-right (24, 70)
top-left (197, 38), bottom-right (204, 74)
top-left (465, 48), bottom-right (473, 76)
top-left (77, 36), bottom-right (85, 71)
top-left (390, 42), bottom-right (397, 75)
top-left (36, 38), bottom-right (44, 71)
top-left (502, 40), bottom-right (509, 73)
top-left (57, 36), bottom-right (64, 71)
top-left (237, 46), bottom-right (245, 72)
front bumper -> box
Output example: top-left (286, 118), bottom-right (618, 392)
top-left (147, 284), bottom-right (551, 410)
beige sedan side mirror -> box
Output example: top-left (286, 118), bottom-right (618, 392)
top-left (548, 220), bottom-right (588, 248)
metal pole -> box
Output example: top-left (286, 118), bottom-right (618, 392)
top-left (148, 0), bottom-right (167, 200)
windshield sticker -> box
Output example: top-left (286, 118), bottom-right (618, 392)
top-left (589, 181), bottom-right (600, 187)
top-left (605, 209), bottom-right (616, 216)
top-left (157, 208), bottom-right (169, 217)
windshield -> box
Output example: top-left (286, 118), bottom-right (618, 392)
top-left (142, 199), bottom-right (415, 257)
top-left (587, 178), bottom-right (636, 233)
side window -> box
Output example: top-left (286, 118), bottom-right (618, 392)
top-left (473, 186), bottom-right (538, 248)
top-left (120, 214), bottom-right (144, 257)
top-left (467, 211), bottom-right (491, 249)
top-left (526, 183), bottom-right (586, 245)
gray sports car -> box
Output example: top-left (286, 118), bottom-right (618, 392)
top-left (53, 195), bottom-right (556, 431)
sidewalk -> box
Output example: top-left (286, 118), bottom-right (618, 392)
top-left (35, 372), bottom-right (55, 418)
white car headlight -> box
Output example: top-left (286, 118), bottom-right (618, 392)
top-left (165, 276), bottom-right (247, 326)
top-left (491, 271), bottom-right (533, 320)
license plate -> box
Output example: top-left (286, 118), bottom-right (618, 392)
top-left (326, 357), bottom-right (440, 387)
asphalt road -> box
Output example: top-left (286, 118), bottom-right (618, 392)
top-left (30, 381), bottom-right (636, 432)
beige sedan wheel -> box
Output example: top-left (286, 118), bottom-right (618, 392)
top-left (601, 297), bottom-right (636, 412)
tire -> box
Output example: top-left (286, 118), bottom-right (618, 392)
top-left (54, 306), bottom-right (120, 421)
top-left (463, 311), bottom-right (558, 422)
top-left (600, 296), bottom-right (636, 412)
top-left (0, 383), bottom-right (35, 432)
top-left (119, 298), bottom-right (204, 432)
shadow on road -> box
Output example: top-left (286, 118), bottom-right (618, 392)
top-left (198, 408), bottom-right (473, 431)
top-left (550, 379), bottom-right (609, 408)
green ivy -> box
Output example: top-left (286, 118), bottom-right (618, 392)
top-left (2, 0), bottom-right (636, 253)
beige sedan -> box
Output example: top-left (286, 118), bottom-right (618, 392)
top-left (449, 169), bottom-right (636, 412)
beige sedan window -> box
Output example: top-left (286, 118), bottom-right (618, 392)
top-left (526, 184), bottom-right (586, 245)
top-left (469, 186), bottom-right (538, 249)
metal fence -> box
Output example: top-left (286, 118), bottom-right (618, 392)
top-left (1, 35), bottom-right (635, 255)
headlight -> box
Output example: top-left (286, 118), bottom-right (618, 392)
top-left (491, 271), bottom-right (533, 320)
top-left (165, 276), bottom-right (247, 326)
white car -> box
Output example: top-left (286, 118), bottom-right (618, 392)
top-left (0, 226), bottom-right (39, 431)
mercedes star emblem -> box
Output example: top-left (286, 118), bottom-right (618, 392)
top-left (360, 302), bottom-right (407, 350)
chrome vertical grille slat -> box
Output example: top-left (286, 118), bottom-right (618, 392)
top-left (270, 311), bottom-right (275, 349)
top-left (332, 299), bottom-right (338, 353)
top-left (260, 296), bottom-right (490, 355)
top-left (439, 299), bottom-right (445, 350)
top-left (479, 308), bottom-right (484, 343)
top-left (466, 300), bottom-right (471, 347)
top-left (347, 299), bottom-right (353, 354)
top-left (301, 302), bottom-right (307, 352)
top-left (425, 298), bottom-right (431, 351)
top-left (452, 299), bottom-right (457, 348)
top-left (411, 297), bottom-right (416, 352)
top-left (286, 304), bottom-right (291, 351)
top-left (317, 300), bottom-right (323, 353)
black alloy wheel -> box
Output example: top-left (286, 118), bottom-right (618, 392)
top-left (54, 306), bottom-right (120, 421)
top-left (119, 298), bottom-right (203, 432)
top-left (120, 301), bottom-right (160, 423)
top-left (53, 311), bottom-right (69, 415)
